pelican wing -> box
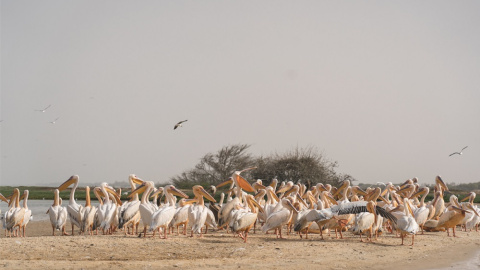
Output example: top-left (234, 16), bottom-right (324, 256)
top-left (150, 206), bottom-right (176, 231)
top-left (67, 204), bottom-right (83, 228)
top-left (233, 212), bottom-right (257, 232)
top-left (331, 201), bottom-right (397, 225)
top-left (262, 208), bottom-right (290, 233)
top-left (119, 201), bottom-right (140, 228)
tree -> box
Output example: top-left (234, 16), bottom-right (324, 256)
top-left (170, 144), bottom-right (255, 188)
top-left (251, 146), bottom-right (352, 188)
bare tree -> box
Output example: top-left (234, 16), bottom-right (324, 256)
top-left (252, 146), bottom-right (350, 188)
top-left (171, 144), bottom-right (255, 188)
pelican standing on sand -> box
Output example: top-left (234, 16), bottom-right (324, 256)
top-left (118, 174), bottom-right (144, 235)
top-left (97, 182), bottom-right (121, 234)
top-left (232, 194), bottom-right (264, 242)
top-left (5, 188), bottom-right (25, 237)
top-left (48, 189), bottom-right (68, 236)
top-left (187, 185), bottom-right (216, 237)
top-left (57, 175), bottom-right (82, 235)
top-left (149, 185), bottom-right (189, 239)
top-left (128, 181), bottom-right (157, 237)
top-left (20, 190), bottom-right (32, 237)
top-left (81, 186), bottom-right (97, 235)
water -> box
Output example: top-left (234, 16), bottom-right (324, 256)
top-left (1, 200), bottom-right (86, 222)
top-left (433, 249), bottom-right (480, 270)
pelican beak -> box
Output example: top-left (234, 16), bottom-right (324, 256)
top-left (169, 186), bottom-right (189, 199)
top-left (285, 199), bottom-right (299, 214)
top-left (283, 186), bottom-right (296, 197)
top-left (247, 196), bottom-right (264, 213)
top-left (128, 183), bottom-right (147, 198)
top-left (269, 181), bottom-right (277, 188)
top-left (436, 176), bottom-right (449, 191)
top-left (57, 175), bottom-right (79, 191)
top-left (268, 188), bottom-right (280, 202)
top-left (182, 198), bottom-right (198, 205)
top-left (296, 193), bottom-right (308, 208)
top-left (410, 188), bottom-right (426, 199)
top-left (199, 187), bottom-right (216, 202)
top-left (131, 175), bottom-right (144, 185)
top-left (406, 201), bottom-right (414, 217)
top-left (105, 187), bottom-right (122, 205)
top-left (461, 195), bottom-right (471, 202)
top-left (353, 186), bottom-right (368, 196)
top-left (0, 193), bottom-right (8, 203)
top-left (254, 190), bottom-right (265, 201)
top-left (253, 183), bottom-right (267, 190)
top-left (150, 188), bottom-right (163, 198)
top-left (276, 184), bottom-right (291, 194)
top-left (467, 204), bottom-right (480, 217)
top-left (216, 178), bottom-right (233, 189)
top-left (333, 181), bottom-right (348, 197)
top-left (326, 193), bottom-right (338, 205)
top-left (235, 174), bottom-right (255, 193)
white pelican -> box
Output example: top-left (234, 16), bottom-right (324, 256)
top-left (396, 198), bottom-right (419, 246)
top-left (149, 185), bottom-right (189, 239)
top-left (128, 181), bottom-right (157, 237)
top-left (187, 185), bottom-right (216, 237)
top-left (57, 175), bottom-right (83, 235)
top-left (97, 182), bottom-right (121, 234)
top-left (118, 174), bottom-right (144, 235)
top-left (5, 188), bottom-right (25, 237)
top-left (169, 198), bottom-right (191, 235)
top-left (20, 190), bottom-right (32, 237)
top-left (48, 189), bottom-right (68, 236)
top-left (232, 195), bottom-right (264, 242)
top-left (81, 186), bottom-right (97, 235)
top-left (1, 193), bottom-right (9, 236)
top-left (216, 167), bottom-right (258, 230)
top-left (261, 198), bottom-right (298, 239)
top-left (436, 195), bottom-right (479, 237)
top-left (411, 187), bottom-right (431, 234)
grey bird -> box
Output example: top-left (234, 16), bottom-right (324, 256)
top-left (174, 120), bottom-right (188, 130)
top-left (449, 146), bottom-right (468, 157)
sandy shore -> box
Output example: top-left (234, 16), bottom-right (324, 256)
top-left (1, 221), bottom-right (479, 270)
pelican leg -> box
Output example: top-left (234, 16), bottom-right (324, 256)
top-left (52, 225), bottom-right (56, 236)
top-left (410, 234), bottom-right (415, 246)
top-left (400, 233), bottom-right (404, 245)
top-left (71, 224), bottom-right (75, 236)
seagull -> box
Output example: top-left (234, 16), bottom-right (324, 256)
top-left (35, 104), bottom-right (52, 112)
top-left (449, 146), bottom-right (468, 157)
top-left (174, 120), bottom-right (188, 130)
top-left (49, 117), bottom-right (60, 124)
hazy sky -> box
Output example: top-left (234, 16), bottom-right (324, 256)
top-left (1, 1), bottom-right (479, 187)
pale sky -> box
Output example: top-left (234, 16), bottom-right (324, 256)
top-left (1, 1), bottom-right (479, 187)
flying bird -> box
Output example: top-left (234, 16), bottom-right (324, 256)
top-left (449, 146), bottom-right (468, 157)
top-left (35, 105), bottom-right (51, 112)
top-left (174, 120), bottom-right (188, 130)
top-left (49, 117), bottom-right (60, 124)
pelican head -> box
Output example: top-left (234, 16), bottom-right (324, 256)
top-left (192, 185), bottom-right (216, 202)
top-left (57, 175), bottom-right (79, 191)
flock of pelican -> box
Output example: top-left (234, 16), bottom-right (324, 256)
top-left (1, 171), bottom-right (479, 247)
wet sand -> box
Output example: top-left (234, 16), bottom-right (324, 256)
top-left (1, 221), bottom-right (479, 270)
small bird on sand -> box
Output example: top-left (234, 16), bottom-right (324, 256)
top-left (174, 120), bottom-right (188, 130)
top-left (449, 146), bottom-right (468, 157)
top-left (35, 105), bottom-right (51, 112)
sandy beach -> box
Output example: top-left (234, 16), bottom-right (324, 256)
top-left (1, 220), bottom-right (479, 270)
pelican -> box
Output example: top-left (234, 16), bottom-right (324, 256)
top-left (49, 117), bottom-right (60, 124)
top-left (19, 190), bottom-right (32, 237)
top-left (187, 185), bottom-right (216, 237)
top-left (449, 146), bottom-right (468, 156)
top-left (232, 195), bottom-right (264, 242)
top-left (118, 174), bottom-right (144, 235)
top-left (48, 189), bottom-right (68, 236)
top-left (57, 175), bottom-right (83, 235)
top-left (216, 167), bottom-right (257, 230)
top-left (149, 185), bottom-right (189, 239)
top-left (411, 187), bottom-right (431, 234)
top-left (261, 198), bottom-right (298, 239)
top-left (396, 198), bottom-right (419, 246)
top-left (128, 181), bottom-right (157, 237)
top-left (97, 182), bottom-right (121, 234)
top-left (5, 188), bottom-right (25, 237)
top-left (170, 199), bottom-right (191, 235)
top-left (81, 186), bottom-right (97, 235)
top-left (174, 119), bottom-right (188, 130)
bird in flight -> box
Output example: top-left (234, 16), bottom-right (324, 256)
top-left (174, 120), bottom-right (188, 130)
top-left (49, 117), bottom-right (60, 124)
top-left (35, 104), bottom-right (52, 112)
top-left (449, 146), bottom-right (468, 157)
